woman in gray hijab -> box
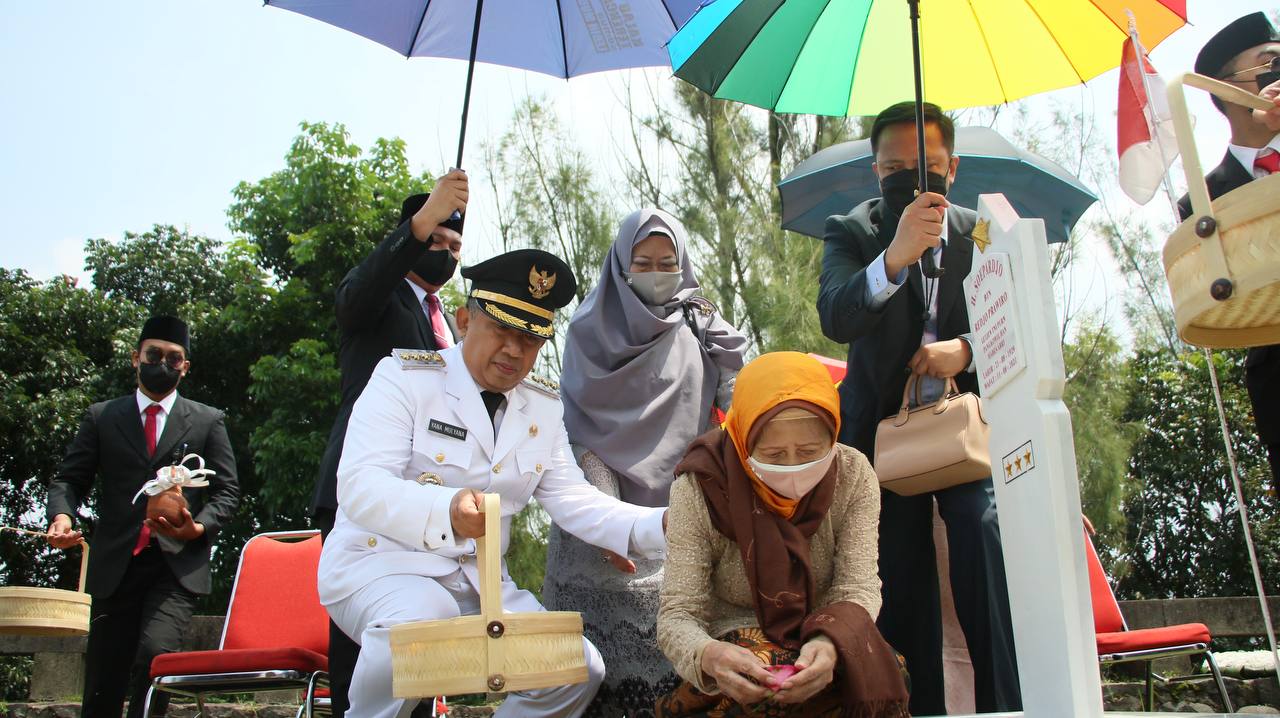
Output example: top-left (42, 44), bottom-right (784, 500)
top-left (544, 208), bottom-right (748, 717)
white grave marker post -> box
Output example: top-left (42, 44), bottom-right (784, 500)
top-left (963, 194), bottom-right (1102, 718)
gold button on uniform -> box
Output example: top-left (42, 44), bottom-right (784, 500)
top-left (492, 463), bottom-right (503, 474)
top-left (367, 537), bottom-right (378, 548)
top-left (529, 424), bottom-right (538, 437)
top-left (535, 464), bottom-right (543, 473)
top-left (435, 453), bottom-right (445, 463)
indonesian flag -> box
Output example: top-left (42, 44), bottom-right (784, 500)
top-left (1117, 36), bottom-right (1178, 205)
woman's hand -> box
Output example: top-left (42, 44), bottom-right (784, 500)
top-left (700, 640), bottom-right (775, 706)
top-left (773, 637), bottom-right (837, 704)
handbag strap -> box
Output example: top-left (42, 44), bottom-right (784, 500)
top-left (895, 374), bottom-right (965, 425)
top-left (0, 526), bottom-right (89, 594)
top-left (476, 493), bottom-right (503, 620)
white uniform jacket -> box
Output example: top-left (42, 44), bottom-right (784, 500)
top-left (317, 344), bottom-right (667, 608)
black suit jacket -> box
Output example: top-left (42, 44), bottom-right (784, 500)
top-left (310, 221), bottom-right (458, 515)
top-left (817, 199), bottom-right (979, 457)
top-left (1178, 150), bottom-right (1280, 445)
top-left (46, 393), bottom-right (240, 597)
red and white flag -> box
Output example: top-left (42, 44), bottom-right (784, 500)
top-left (1117, 35), bottom-right (1178, 205)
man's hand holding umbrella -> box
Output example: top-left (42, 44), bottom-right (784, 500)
top-left (411, 169), bottom-right (469, 246)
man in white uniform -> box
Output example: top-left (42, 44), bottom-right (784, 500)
top-left (318, 248), bottom-right (668, 718)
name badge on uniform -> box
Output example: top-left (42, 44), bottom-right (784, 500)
top-left (428, 419), bottom-right (468, 442)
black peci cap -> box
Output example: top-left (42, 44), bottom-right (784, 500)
top-left (1196, 12), bottom-right (1279, 78)
top-left (138, 315), bottom-right (190, 355)
top-left (461, 249), bottom-right (576, 338)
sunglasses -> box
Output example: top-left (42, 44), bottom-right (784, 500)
top-left (1222, 55), bottom-right (1280, 80)
top-left (142, 348), bottom-right (186, 370)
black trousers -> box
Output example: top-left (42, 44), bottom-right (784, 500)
top-left (81, 545), bottom-right (199, 718)
top-left (314, 508), bottom-right (355, 718)
top-left (876, 478), bottom-right (1022, 715)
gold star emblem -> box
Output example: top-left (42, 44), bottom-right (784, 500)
top-left (1023, 450), bottom-right (1032, 467)
top-left (528, 265), bottom-right (556, 299)
top-left (1004, 463), bottom-right (1013, 477)
top-left (1014, 457), bottom-right (1023, 472)
top-left (973, 219), bottom-right (991, 253)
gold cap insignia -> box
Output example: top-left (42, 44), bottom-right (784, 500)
top-left (529, 265), bottom-right (556, 299)
top-left (973, 219), bottom-right (991, 253)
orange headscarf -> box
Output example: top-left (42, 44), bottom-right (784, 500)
top-left (723, 352), bottom-right (841, 518)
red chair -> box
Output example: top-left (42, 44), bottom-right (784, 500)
top-left (1085, 530), bottom-right (1232, 712)
top-left (142, 531), bottom-right (329, 718)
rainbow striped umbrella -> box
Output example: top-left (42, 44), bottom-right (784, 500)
top-left (667, 0), bottom-right (1187, 116)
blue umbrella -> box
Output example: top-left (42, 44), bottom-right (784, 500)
top-left (779, 126), bottom-right (1097, 244)
top-left (266, 0), bottom-right (702, 168)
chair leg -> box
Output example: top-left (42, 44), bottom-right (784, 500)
top-left (1204, 651), bottom-right (1234, 713)
top-left (1144, 661), bottom-right (1155, 711)
top-left (140, 682), bottom-right (158, 718)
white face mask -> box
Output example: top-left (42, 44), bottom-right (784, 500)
top-left (747, 446), bottom-right (837, 500)
top-left (623, 270), bottom-right (683, 306)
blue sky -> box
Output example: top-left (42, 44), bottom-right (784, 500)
top-left (0, 0), bottom-right (1268, 285)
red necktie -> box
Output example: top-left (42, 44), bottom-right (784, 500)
top-left (133, 404), bottom-right (162, 555)
top-left (1256, 149), bottom-right (1280, 175)
top-left (424, 293), bottom-right (452, 349)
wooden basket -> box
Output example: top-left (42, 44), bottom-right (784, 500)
top-left (390, 493), bottom-right (587, 698)
top-left (1164, 73), bottom-right (1280, 349)
top-left (0, 528), bottom-right (90, 636)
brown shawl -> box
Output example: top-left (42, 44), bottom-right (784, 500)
top-left (676, 427), bottom-right (909, 717)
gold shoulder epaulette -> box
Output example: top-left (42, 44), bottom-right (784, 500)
top-left (522, 374), bottom-right (560, 399)
top-left (392, 348), bottom-right (446, 370)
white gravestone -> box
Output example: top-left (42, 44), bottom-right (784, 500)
top-left (962, 194), bottom-right (1102, 718)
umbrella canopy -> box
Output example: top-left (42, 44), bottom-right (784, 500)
top-left (780, 126), bottom-right (1097, 244)
top-left (268, 0), bottom-right (703, 166)
top-left (269, 0), bottom-right (702, 79)
top-left (667, 0), bottom-right (1186, 116)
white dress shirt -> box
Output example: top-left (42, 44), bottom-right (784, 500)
top-left (1228, 132), bottom-right (1280, 179)
top-left (135, 388), bottom-right (178, 442)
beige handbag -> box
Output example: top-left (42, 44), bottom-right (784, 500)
top-left (1164, 73), bottom-right (1280, 349)
top-left (0, 527), bottom-right (90, 636)
top-left (874, 375), bottom-right (990, 496)
top-left (390, 493), bottom-right (588, 698)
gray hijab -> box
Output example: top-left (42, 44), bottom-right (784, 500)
top-left (561, 209), bottom-right (748, 507)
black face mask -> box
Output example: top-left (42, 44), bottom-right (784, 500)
top-left (138, 362), bottom-right (181, 396)
top-left (1257, 70), bottom-right (1280, 93)
top-left (878, 167), bottom-right (950, 219)
top-left (412, 249), bottom-right (459, 286)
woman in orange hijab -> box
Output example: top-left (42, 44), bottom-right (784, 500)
top-left (656, 352), bottom-right (908, 717)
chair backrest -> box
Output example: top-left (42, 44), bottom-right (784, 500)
top-left (1083, 530), bottom-right (1127, 634)
top-left (220, 530), bottom-right (328, 655)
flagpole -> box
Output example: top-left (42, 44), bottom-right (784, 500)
top-left (1126, 11), bottom-right (1280, 691)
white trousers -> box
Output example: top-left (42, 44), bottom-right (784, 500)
top-left (327, 570), bottom-right (605, 718)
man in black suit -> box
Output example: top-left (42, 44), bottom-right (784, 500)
top-left (1177, 12), bottom-right (1280, 491)
top-left (309, 170), bottom-right (467, 717)
top-left (46, 315), bottom-right (239, 718)
top-left (817, 102), bottom-right (1020, 714)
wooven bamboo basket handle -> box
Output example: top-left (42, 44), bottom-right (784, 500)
top-left (476, 493), bottom-right (504, 627)
top-left (0, 526), bottom-right (89, 594)
top-left (1167, 73), bottom-right (1274, 301)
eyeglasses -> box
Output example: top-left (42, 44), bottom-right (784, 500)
top-left (142, 348), bottom-right (186, 370)
top-left (1221, 56), bottom-right (1280, 80)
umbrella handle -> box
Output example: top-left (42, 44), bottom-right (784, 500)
top-left (907, 0), bottom-right (943, 279)
top-left (455, 0), bottom-right (486, 170)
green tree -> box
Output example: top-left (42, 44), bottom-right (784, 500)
top-left (1116, 348), bottom-right (1279, 599)
top-left (1062, 318), bottom-right (1139, 566)
top-left (0, 270), bottom-right (140, 591)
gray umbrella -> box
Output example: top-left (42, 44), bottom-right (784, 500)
top-left (779, 126), bottom-right (1097, 244)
